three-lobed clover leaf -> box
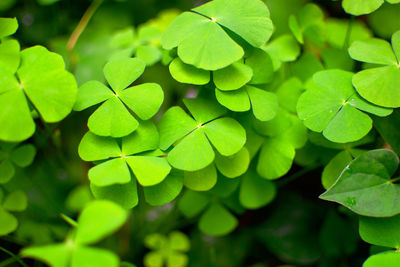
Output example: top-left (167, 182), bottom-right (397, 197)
top-left (0, 142), bottom-right (36, 184)
top-left (74, 57), bottom-right (164, 138)
top-left (320, 149), bottom-right (400, 217)
top-left (158, 98), bottom-right (246, 171)
top-left (144, 231), bottom-right (190, 267)
top-left (0, 189), bottom-right (27, 235)
top-left (297, 69), bottom-right (392, 143)
top-left (79, 121), bottom-right (171, 187)
top-left (348, 31), bottom-right (400, 108)
top-left (0, 45), bottom-right (78, 142)
top-left (21, 200), bottom-right (127, 267)
top-left (342, 0), bottom-right (400, 16)
top-left (162, 0), bottom-right (273, 70)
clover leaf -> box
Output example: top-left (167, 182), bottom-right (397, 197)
top-left (0, 45), bottom-right (77, 142)
top-left (359, 215), bottom-right (400, 249)
top-left (342, 0), bottom-right (400, 16)
top-left (320, 149), bottom-right (400, 217)
top-left (74, 57), bottom-right (164, 138)
top-left (21, 200), bottom-right (127, 267)
top-left (0, 189), bottom-right (27, 235)
top-left (162, 0), bottom-right (273, 70)
top-left (0, 142), bottom-right (36, 184)
top-left (297, 69), bottom-right (392, 143)
top-left (215, 85), bottom-right (278, 121)
top-left (262, 34), bottom-right (300, 71)
top-left (158, 98), bottom-right (246, 171)
top-left (144, 231), bottom-right (190, 267)
top-left (79, 120), bottom-right (171, 187)
top-left (349, 31), bottom-right (400, 108)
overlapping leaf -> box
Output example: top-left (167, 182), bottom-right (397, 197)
top-left (349, 31), bottom-right (400, 108)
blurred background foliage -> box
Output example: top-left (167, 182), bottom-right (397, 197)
top-left (1, 0), bottom-right (399, 266)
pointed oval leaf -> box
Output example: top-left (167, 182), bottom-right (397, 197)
top-left (320, 149), bottom-right (400, 217)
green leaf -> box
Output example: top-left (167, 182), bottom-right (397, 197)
top-left (89, 158), bottom-right (131, 187)
top-left (158, 106), bottom-right (198, 151)
top-left (169, 58), bottom-right (210, 85)
top-left (10, 144), bottom-right (36, 167)
top-left (352, 66), bottom-right (400, 108)
top-left (71, 246), bottom-right (119, 267)
top-left (0, 159), bottom-right (14, 184)
top-left (359, 215), bottom-right (400, 249)
top-left (91, 179), bottom-right (138, 209)
top-left (0, 209), bottom-right (17, 235)
top-left (392, 31), bottom-right (400, 61)
top-left (75, 200), bottom-right (127, 245)
top-left (21, 244), bottom-right (69, 267)
top-left (239, 171), bottom-right (276, 209)
top-left (245, 48), bottom-right (273, 84)
top-left (199, 203), bottom-right (237, 236)
top-left (193, 0), bottom-right (273, 47)
top-left (103, 58), bottom-right (145, 93)
top-left (144, 252), bottom-right (163, 267)
top-left (3, 190), bottom-right (27, 211)
top-left (320, 149), bottom-right (400, 217)
top-left (143, 170), bottom-right (184, 206)
top-left (246, 86), bottom-right (278, 121)
top-left (215, 147), bottom-right (250, 178)
top-left (263, 34), bottom-right (300, 70)
top-left (126, 156), bottom-right (171, 186)
top-left (169, 231), bottom-right (190, 251)
top-left (184, 164), bottom-right (217, 191)
top-left (136, 45), bottom-right (162, 66)
top-left (119, 83), bottom-right (163, 120)
top-left (122, 120), bottom-right (159, 155)
top-left (325, 18), bottom-right (372, 49)
top-left (78, 132), bottom-right (121, 162)
top-left (167, 128), bottom-right (215, 171)
top-left (342, 0), bottom-right (384, 16)
top-left (213, 61), bottom-right (253, 91)
top-left (183, 98), bottom-right (227, 124)
top-left (321, 150), bottom-right (353, 189)
top-left (0, 89), bottom-right (35, 142)
top-left (0, 39), bottom-right (20, 73)
top-left (88, 97), bottom-right (139, 138)
top-left (178, 191), bottom-right (210, 218)
top-left (257, 138), bottom-right (295, 179)
top-left (204, 117), bottom-right (246, 156)
top-left (73, 81), bottom-right (114, 111)
top-left (363, 251), bottom-right (400, 267)
top-left (215, 88), bottom-right (250, 112)
top-left (348, 38), bottom-right (397, 65)
top-left (18, 46), bottom-right (77, 123)
top-left (276, 77), bottom-right (304, 113)
top-left (0, 17), bottom-right (18, 38)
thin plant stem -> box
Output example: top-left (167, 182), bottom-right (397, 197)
top-left (343, 15), bottom-right (355, 50)
top-left (66, 0), bottom-right (103, 51)
top-left (0, 247), bottom-right (29, 267)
